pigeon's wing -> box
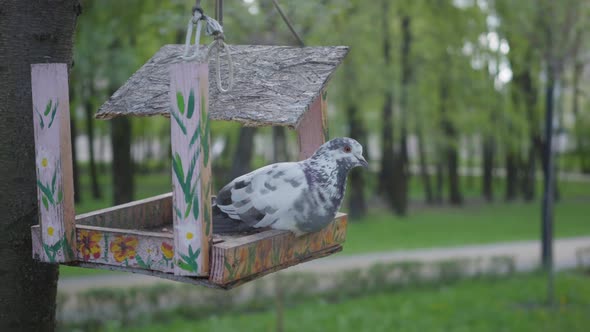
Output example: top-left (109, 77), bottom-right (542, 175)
top-left (216, 162), bottom-right (306, 229)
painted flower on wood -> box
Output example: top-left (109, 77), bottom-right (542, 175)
top-left (161, 242), bottom-right (174, 260)
top-left (77, 230), bottom-right (103, 261)
top-left (35, 147), bottom-right (64, 211)
top-left (110, 235), bottom-right (138, 263)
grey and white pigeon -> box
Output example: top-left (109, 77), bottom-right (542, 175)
top-left (214, 137), bottom-right (368, 236)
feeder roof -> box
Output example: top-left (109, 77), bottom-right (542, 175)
top-left (95, 45), bottom-right (349, 128)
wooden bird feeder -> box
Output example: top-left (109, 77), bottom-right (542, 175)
top-left (30, 45), bottom-right (349, 289)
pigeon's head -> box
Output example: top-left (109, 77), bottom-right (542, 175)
top-left (312, 137), bottom-right (368, 170)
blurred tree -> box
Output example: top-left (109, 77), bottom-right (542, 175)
top-left (391, 10), bottom-right (412, 215)
top-left (378, 0), bottom-right (397, 211)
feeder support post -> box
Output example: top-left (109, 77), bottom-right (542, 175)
top-left (30, 63), bottom-right (77, 263)
top-left (169, 62), bottom-right (212, 276)
top-left (297, 89), bottom-right (329, 160)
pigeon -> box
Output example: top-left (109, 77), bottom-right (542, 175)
top-left (214, 137), bottom-right (368, 236)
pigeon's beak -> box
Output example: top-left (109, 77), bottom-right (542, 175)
top-left (356, 155), bottom-right (368, 168)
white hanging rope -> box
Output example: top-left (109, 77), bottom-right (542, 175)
top-left (180, 8), bottom-right (234, 93)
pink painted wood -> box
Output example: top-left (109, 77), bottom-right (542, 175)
top-left (296, 90), bottom-right (329, 160)
top-left (169, 62), bottom-right (211, 276)
top-left (31, 63), bottom-right (76, 262)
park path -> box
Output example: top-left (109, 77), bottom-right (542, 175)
top-left (58, 236), bottom-right (590, 295)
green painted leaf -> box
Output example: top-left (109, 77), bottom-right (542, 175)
top-left (34, 107), bottom-right (45, 129)
top-left (43, 244), bottom-right (55, 263)
top-left (44, 100), bottom-right (52, 116)
top-left (171, 107), bottom-right (187, 135)
top-left (192, 194), bottom-right (200, 221)
top-left (174, 205), bottom-right (182, 219)
top-left (187, 89), bottom-right (195, 119)
top-left (41, 196), bottom-right (49, 210)
top-left (176, 91), bottom-right (185, 115)
top-left (184, 199), bottom-right (192, 219)
top-left (57, 190), bottom-right (63, 204)
top-left (37, 180), bottom-right (55, 204)
top-left (136, 254), bottom-right (149, 269)
top-left (184, 150), bottom-right (200, 199)
top-left (47, 100), bottom-right (59, 129)
top-left (204, 204), bottom-right (210, 235)
top-left (189, 124), bottom-right (201, 148)
top-left (51, 167), bottom-right (57, 194)
top-left (194, 248), bottom-right (201, 260)
top-left (172, 152), bottom-right (185, 192)
top-left (224, 260), bottom-right (233, 273)
top-left (177, 260), bottom-right (194, 272)
top-left (200, 105), bottom-right (210, 166)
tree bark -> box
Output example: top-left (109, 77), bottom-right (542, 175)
top-left (512, 62), bottom-right (538, 201)
top-left (0, 1), bottom-right (80, 331)
top-left (85, 87), bottom-right (102, 199)
top-left (505, 151), bottom-right (519, 201)
top-left (378, 0), bottom-right (396, 209)
top-left (230, 127), bottom-right (257, 179)
top-left (391, 14), bottom-right (412, 216)
top-left (482, 136), bottom-right (494, 201)
top-left (272, 127), bottom-right (288, 163)
top-left (439, 79), bottom-right (462, 205)
top-left (521, 144), bottom-right (537, 201)
top-left (416, 127), bottom-right (434, 204)
top-left (347, 103), bottom-right (367, 220)
top-left (111, 117), bottom-right (134, 204)
top-left (435, 160), bottom-right (444, 204)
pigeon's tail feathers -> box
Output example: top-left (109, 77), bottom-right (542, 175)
top-left (212, 204), bottom-right (258, 234)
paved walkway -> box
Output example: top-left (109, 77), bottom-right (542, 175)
top-left (58, 237), bottom-right (590, 294)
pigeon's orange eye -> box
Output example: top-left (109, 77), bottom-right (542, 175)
top-left (343, 145), bottom-right (352, 153)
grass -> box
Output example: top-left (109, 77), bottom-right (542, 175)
top-left (60, 169), bottom-right (590, 278)
top-left (345, 200), bottom-right (590, 254)
top-left (102, 271), bottom-right (590, 332)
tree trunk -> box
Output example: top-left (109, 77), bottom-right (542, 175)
top-left (272, 127), bottom-right (288, 163)
top-left (440, 79), bottom-right (462, 205)
top-left (446, 144), bottom-right (462, 205)
top-left (111, 117), bottom-right (134, 204)
top-left (85, 89), bottom-right (102, 199)
top-left (435, 159), bottom-right (444, 204)
top-left (416, 127), bottom-right (434, 204)
top-left (521, 144), bottom-right (536, 201)
top-left (230, 127), bottom-right (257, 179)
top-left (391, 14), bottom-right (412, 216)
top-left (347, 104), bottom-right (367, 220)
top-left (0, 1), bottom-right (80, 330)
top-left (482, 136), bottom-right (494, 201)
top-left (505, 151), bottom-right (518, 201)
top-left (378, 0), bottom-right (396, 209)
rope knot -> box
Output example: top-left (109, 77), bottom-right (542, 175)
top-left (180, 8), bottom-right (234, 93)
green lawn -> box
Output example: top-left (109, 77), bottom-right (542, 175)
top-left (345, 200), bottom-right (590, 254)
top-left (102, 271), bottom-right (590, 332)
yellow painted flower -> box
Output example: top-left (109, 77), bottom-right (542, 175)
top-left (77, 230), bottom-right (103, 261)
top-left (186, 232), bottom-right (194, 240)
top-left (110, 235), bottom-right (138, 263)
top-left (41, 157), bottom-right (48, 168)
top-left (47, 226), bottom-right (54, 236)
top-left (161, 242), bottom-right (174, 260)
